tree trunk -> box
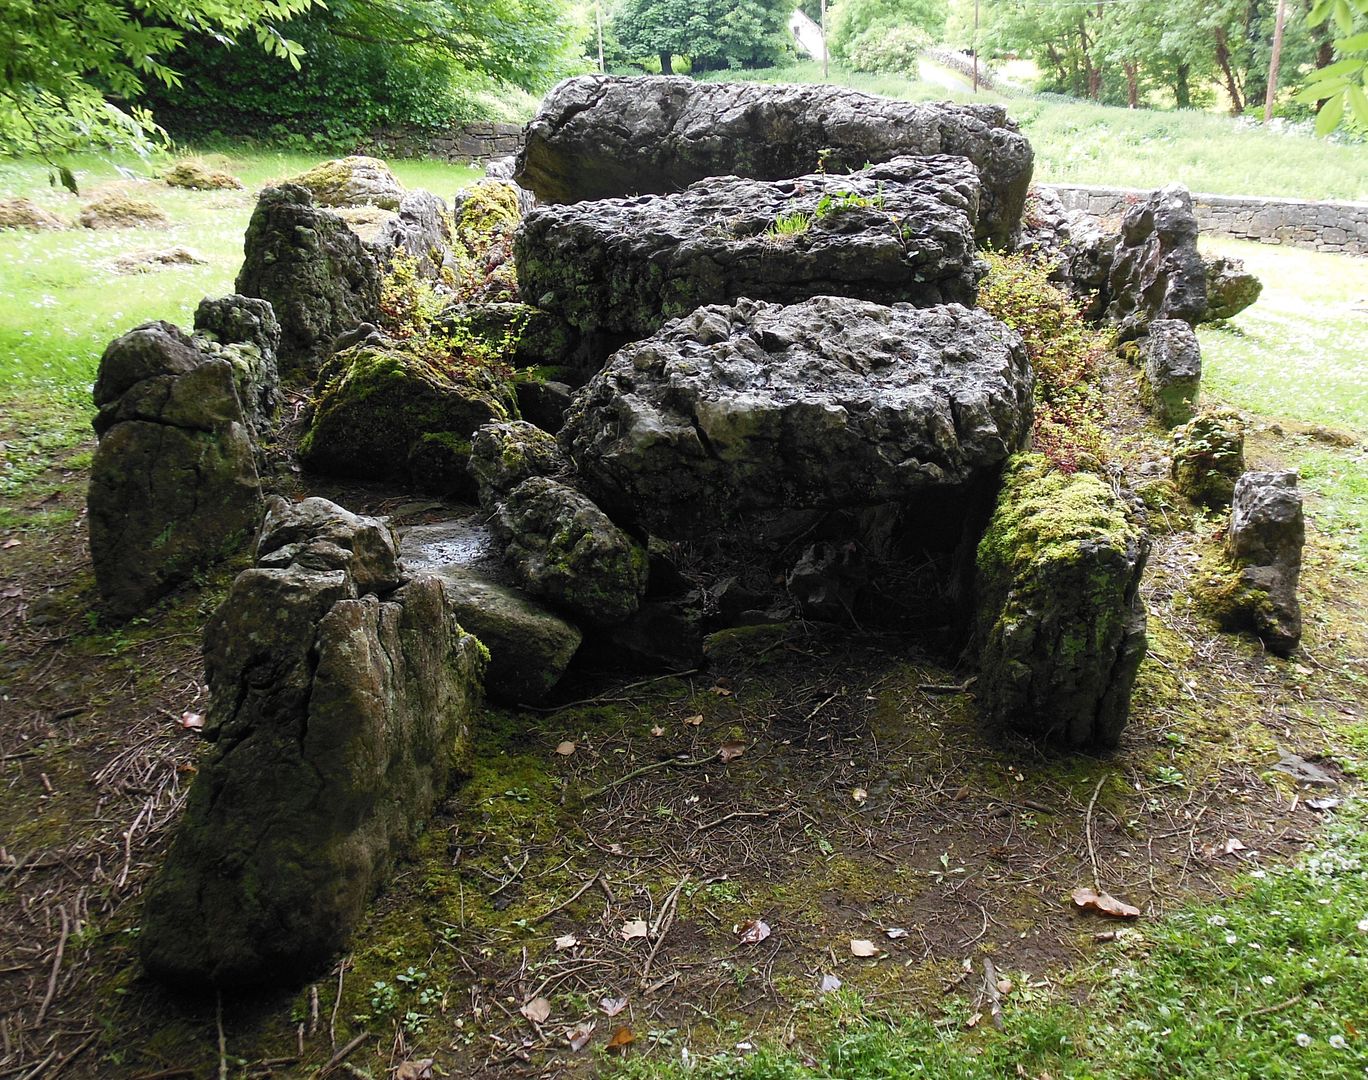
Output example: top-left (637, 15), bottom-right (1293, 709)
top-left (1174, 62), bottom-right (1192, 108)
top-left (1087, 65), bottom-right (1102, 99)
top-left (1214, 28), bottom-right (1245, 113)
top-left (659, 51), bottom-right (673, 75)
top-left (1124, 61), bottom-right (1139, 108)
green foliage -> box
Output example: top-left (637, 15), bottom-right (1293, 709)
top-left (977, 252), bottom-right (1111, 473)
top-left (141, 1), bottom-right (583, 140)
top-left (610, 0), bottom-right (795, 71)
top-left (765, 211), bottom-right (813, 238)
top-left (828, 0), bottom-right (946, 73)
top-left (0, 0), bottom-right (317, 178)
top-left (1297, 0), bottom-right (1368, 133)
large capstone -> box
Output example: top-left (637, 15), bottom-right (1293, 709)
top-left (493, 477), bottom-right (649, 626)
top-left (516, 156), bottom-right (982, 345)
top-left (299, 337), bottom-right (515, 497)
top-left (235, 184), bottom-right (382, 372)
top-left (368, 190), bottom-right (456, 282)
top-left (1105, 184), bottom-right (1208, 340)
top-left (88, 317), bottom-right (278, 620)
top-left (287, 156), bottom-right (405, 211)
top-left (975, 456), bottom-right (1149, 750)
top-left (515, 75), bottom-right (1034, 248)
top-left (560, 297), bottom-right (1032, 538)
top-left (139, 498), bottom-right (484, 989)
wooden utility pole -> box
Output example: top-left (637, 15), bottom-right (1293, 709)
top-left (1264, 0), bottom-right (1288, 122)
top-left (972, 0), bottom-right (980, 93)
top-left (596, 0), bottom-right (605, 73)
top-left (821, 0), bottom-right (829, 81)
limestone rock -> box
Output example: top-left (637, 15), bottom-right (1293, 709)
top-left (516, 156), bottom-right (982, 343)
top-left (1171, 410), bottom-right (1245, 508)
top-left (235, 185), bottom-right (382, 371)
top-left (88, 321), bottom-right (274, 620)
top-left (1142, 318), bottom-right (1202, 428)
top-left (78, 192), bottom-right (169, 229)
top-left (288, 156), bottom-right (405, 210)
top-left (494, 477), bottom-right (649, 625)
top-left (256, 496), bottom-right (401, 594)
top-left (468, 421), bottom-right (569, 509)
top-left (193, 295), bottom-right (281, 436)
top-left (1105, 184), bottom-right (1208, 340)
top-left (975, 455), bottom-right (1149, 749)
top-left (436, 302), bottom-right (577, 368)
top-left (162, 158), bottom-right (243, 190)
top-left (110, 247), bottom-right (206, 274)
top-left (560, 297), bottom-right (1032, 538)
top-left (140, 501), bottom-right (484, 987)
top-left (1203, 256), bottom-right (1262, 321)
top-left (299, 337), bottom-right (514, 496)
top-left (1200, 471), bottom-right (1304, 655)
top-left (369, 189), bottom-right (455, 281)
top-left (515, 75), bottom-right (1034, 247)
top-left (516, 377), bottom-right (575, 434)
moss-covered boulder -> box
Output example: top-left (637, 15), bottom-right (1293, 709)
top-left (288, 155), bottom-right (404, 210)
top-left (235, 184), bottom-right (382, 371)
top-left (494, 477), bottom-right (649, 625)
top-left (1141, 318), bottom-right (1201, 429)
top-left (299, 339), bottom-right (515, 497)
top-left (436, 302), bottom-right (577, 369)
top-left (452, 179), bottom-right (521, 249)
top-left (78, 192), bottom-right (169, 229)
top-left (1171, 409), bottom-right (1245, 508)
top-left (0, 197), bottom-right (65, 231)
top-left (469, 420), bottom-right (568, 509)
top-left (975, 455), bottom-right (1149, 750)
top-left (162, 158), bottom-right (243, 191)
top-left (139, 498), bottom-right (485, 988)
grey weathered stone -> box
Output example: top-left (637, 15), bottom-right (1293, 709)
top-left (975, 455), bottom-right (1149, 750)
top-left (468, 420), bottom-right (569, 509)
top-left (140, 499), bottom-right (484, 988)
top-left (235, 185), bottom-right (382, 372)
top-left (256, 496), bottom-right (401, 594)
top-left (515, 75), bottom-right (1034, 247)
top-left (369, 189), bottom-right (454, 281)
top-left (1222, 471), bottom-right (1304, 655)
top-left (288, 156), bottom-right (405, 210)
top-left (494, 477), bottom-right (649, 625)
top-left (88, 321), bottom-right (270, 620)
top-left (516, 377), bottom-right (575, 434)
top-left (1142, 318), bottom-right (1202, 428)
top-left (560, 297), bottom-right (1032, 538)
top-left (1105, 185), bottom-right (1209, 340)
top-left (1171, 410), bottom-right (1246, 508)
top-left (1202, 255), bottom-right (1262, 321)
top-left (516, 155), bottom-right (983, 343)
top-left (192, 295), bottom-right (281, 437)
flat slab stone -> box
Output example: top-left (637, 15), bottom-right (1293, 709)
top-left (515, 75), bottom-right (1034, 247)
top-left (559, 296), bottom-right (1033, 537)
top-left (516, 156), bottom-right (982, 344)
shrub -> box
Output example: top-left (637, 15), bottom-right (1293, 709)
top-left (843, 24), bottom-right (930, 76)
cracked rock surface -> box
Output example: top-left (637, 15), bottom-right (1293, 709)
top-left (515, 75), bottom-right (1034, 247)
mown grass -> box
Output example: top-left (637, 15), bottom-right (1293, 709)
top-left (0, 147), bottom-right (480, 504)
top-left (701, 61), bottom-right (1368, 202)
top-left (608, 801), bottom-right (1368, 1078)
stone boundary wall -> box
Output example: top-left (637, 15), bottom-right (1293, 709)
top-left (1043, 182), bottom-right (1368, 255)
top-left (361, 122), bottom-right (525, 164)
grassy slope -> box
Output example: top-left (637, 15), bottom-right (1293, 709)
top-left (699, 61), bottom-right (1368, 202)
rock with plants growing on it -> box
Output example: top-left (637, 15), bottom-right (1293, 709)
top-left (1195, 471), bottom-right (1304, 656)
top-left (161, 157), bottom-right (243, 191)
top-left (192, 294), bottom-right (281, 437)
top-left (516, 155), bottom-right (983, 345)
top-left (287, 155), bottom-right (405, 210)
top-left (1170, 409), bottom-right (1246, 508)
top-left (87, 311), bottom-right (280, 622)
top-left (436, 302), bottom-right (577, 370)
top-left (0, 197), bottom-right (66, 230)
top-left (139, 497), bottom-right (485, 989)
top-left (975, 455), bottom-right (1150, 750)
top-left (1141, 318), bottom-right (1202, 428)
top-left (299, 336), bottom-right (515, 499)
top-left (449, 179), bottom-right (524, 304)
top-left (77, 191), bottom-right (170, 229)
top-left (468, 420), bottom-right (569, 510)
top-left (235, 184), bottom-right (382, 371)
top-left (1202, 256), bottom-right (1262, 321)
top-left (493, 477), bottom-right (649, 626)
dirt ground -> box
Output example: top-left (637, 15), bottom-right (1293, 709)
top-left (0, 359), bottom-right (1363, 1078)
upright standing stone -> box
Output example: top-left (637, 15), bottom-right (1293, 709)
top-left (1105, 184), bottom-right (1208, 340)
top-left (1142, 319), bottom-right (1202, 428)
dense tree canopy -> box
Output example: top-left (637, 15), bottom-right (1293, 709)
top-left (610, 0), bottom-right (795, 73)
top-left (828, 0), bottom-right (948, 73)
top-left (0, 0), bottom-right (316, 172)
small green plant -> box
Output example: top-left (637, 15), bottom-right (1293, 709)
top-left (766, 210), bottom-right (812, 238)
top-left (814, 188), bottom-right (885, 218)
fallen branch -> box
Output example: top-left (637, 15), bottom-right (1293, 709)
top-left (583, 752), bottom-right (720, 800)
top-left (917, 677), bottom-right (977, 694)
top-left (34, 903), bottom-right (69, 1026)
top-left (982, 958), bottom-right (1005, 1031)
top-left (522, 669), bottom-right (701, 713)
top-left (531, 873), bottom-right (601, 924)
top-left (1084, 775), bottom-right (1106, 892)
top-left (315, 1031), bottom-right (369, 1079)
top-left (640, 875), bottom-right (689, 989)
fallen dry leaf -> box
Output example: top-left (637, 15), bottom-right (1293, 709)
top-left (684, 714), bottom-right (703, 727)
top-left (2, 538), bottom-right (20, 549)
top-left (719, 740), bottom-right (746, 763)
top-left (621, 919), bottom-right (649, 940)
top-left (736, 918), bottom-right (771, 945)
top-left (1221, 837), bottom-right (1247, 855)
top-left (850, 938), bottom-right (879, 957)
top-left (600, 996), bottom-right (628, 1017)
top-left (177, 712), bottom-right (204, 730)
top-left (650, 725), bottom-right (665, 737)
top-left (554, 933), bottom-right (578, 951)
top-left (852, 787), bottom-right (868, 805)
top-left (1071, 886), bottom-right (1141, 919)
top-left (566, 1021), bottom-right (596, 1052)
top-left (394, 1060), bottom-right (434, 1080)
top-left (555, 740), bottom-right (576, 756)
top-left (709, 685), bottom-right (733, 697)
top-left (965, 1011), bottom-right (983, 1029)
top-left (521, 997), bottom-right (552, 1024)
top-left (819, 973), bottom-right (842, 993)
top-left (996, 978), bottom-right (1013, 995)
top-left (606, 1027), bottom-right (635, 1054)
top-left (885, 927), bottom-right (908, 940)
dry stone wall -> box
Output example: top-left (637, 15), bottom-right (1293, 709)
top-left (1045, 183), bottom-right (1368, 255)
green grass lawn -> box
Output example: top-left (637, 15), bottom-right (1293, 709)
top-left (0, 148), bottom-right (480, 504)
top-left (701, 61), bottom-right (1368, 202)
